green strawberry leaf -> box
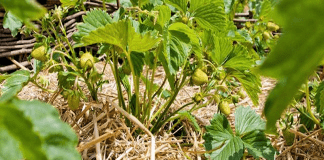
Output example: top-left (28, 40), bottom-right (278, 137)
top-left (209, 37), bottom-right (233, 66)
top-left (153, 5), bottom-right (171, 32)
top-left (73, 8), bottom-right (113, 46)
top-left (3, 11), bottom-right (22, 37)
top-left (204, 106), bottom-right (276, 160)
top-left (0, 104), bottom-right (47, 160)
top-left (0, 0), bottom-right (47, 23)
top-left (178, 111), bottom-right (201, 132)
top-left (189, 0), bottom-right (220, 12)
top-left (58, 71), bottom-right (77, 90)
top-left (258, 0), bottom-right (272, 20)
top-left (223, 45), bottom-right (254, 71)
top-left (60, 0), bottom-right (79, 7)
top-left (0, 70), bottom-right (30, 102)
top-left (130, 51), bottom-right (145, 76)
top-left (192, 2), bottom-right (226, 31)
top-left (235, 106), bottom-right (265, 136)
top-left (79, 19), bottom-right (161, 53)
top-left (231, 72), bottom-right (261, 106)
top-left (12, 99), bottom-right (80, 160)
top-left (204, 114), bottom-right (243, 160)
top-left (164, 0), bottom-right (188, 14)
top-left (258, 0), bottom-right (324, 133)
top-left (241, 130), bottom-right (276, 160)
top-left (158, 23), bottom-right (194, 89)
top-left (223, 0), bottom-right (236, 15)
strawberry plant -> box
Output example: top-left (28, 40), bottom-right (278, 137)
top-left (204, 106), bottom-right (276, 160)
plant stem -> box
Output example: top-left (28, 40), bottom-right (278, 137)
top-left (125, 51), bottom-right (140, 118)
top-left (111, 50), bottom-right (127, 111)
top-left (305, 82), bottom-right (321, 126)
top-left (146, 54), bottom-right (158, 121)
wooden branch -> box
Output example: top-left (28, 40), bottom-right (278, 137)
top-left (64, 11), bottom-right (86, 21)
top-left (0, 38), bottom-right (36, 46)
top-left (0, 61), bottom-right (31, 72)
top-left (0, 48), bottom-right (33, 58)
top-left (0, 43), bottom-right (34, 50)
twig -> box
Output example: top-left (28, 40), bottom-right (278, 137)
top-left (0, 61), bottom-right (31, 72)
top-left (289, 129), bottom-right (324, 146)
top-left (93, 112), bottom-right (102, 160)
top-left (6, 57), bottom-right (29, 70)
top-left (77, 130), bottom-right (119, 152)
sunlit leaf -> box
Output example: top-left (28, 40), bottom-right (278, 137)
top-left (60, 0), bottom-right (78, 7)
top-left (204, 107), bottom-right (276, 160)
top-left (232, 72), bottom-right (261, 106)
top-left (79, 20), bottom-right (161, 53)
top-left (235, 106), bottom-right (265, 136)
top-left (165, 0), bottom-right (188, 14)
top-left (73, 8), bottom-right (113, 46)
top-left (3, 11), bottom-right (22, 37)
top-left (0, 70), bottom-right (30, 102)
top-left (192, 2), bottom-right (226, 31)
top-left (209, 37), bottom-right (233, 65)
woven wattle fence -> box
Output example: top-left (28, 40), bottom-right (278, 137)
top-left (0, 0), bottom-right (117, 72)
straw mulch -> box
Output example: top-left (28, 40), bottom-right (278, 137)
top-left (1, 61), bottom-right (324, 160)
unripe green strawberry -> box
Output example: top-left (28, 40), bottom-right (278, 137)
top-left (122, 63), bottom-right (131, 75)
top-left (232, 95), bottom-right (239, 104)
top-left (238, 88), bottom-right (246, 99)
top-left (267, 22), bottom-right (280, 32)
top-left (275, 25), bottom-right (280, 31)
top-left (213, 94), bottom-right (221, 104)
top-left (31, 46), bottom-right (47, 62)
top-left (68, 91), bottom-right (80, 110)
top-left (193, 93), bottom-right (203, 103)
top-left (80, 52), bottom-right (95, 69)
top-left (263, 31), bottom-right (271, 40)
top-left (219, 70), bottom-right (226, 80)
top-left (274, 34), bottom-right (280, 39)
top-left (181, 16), bottom-right (188, 24)
top-left (219, 101), bottom-right (230, 115)
top-left (282, 129), bottom-right (295, 146)
top-left (192, 69), bottom-right (208, 86)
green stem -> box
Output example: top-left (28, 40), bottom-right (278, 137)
top-left (125, 51), bottom-right (140, 118)
top-left (151, 75), bottom-right (188, 133)
top-left (31, 81), bottom-right (55, 93)
top-left (111, 50), bottom-right (127, 111)
top-left (305, 82), bottom-right (321, 126)
top-left (146, 54), bottom-right (158, 121)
